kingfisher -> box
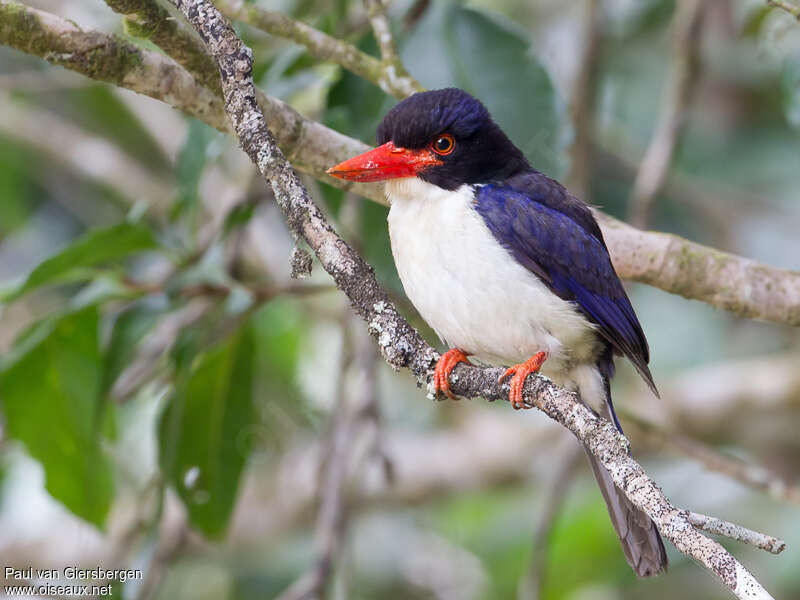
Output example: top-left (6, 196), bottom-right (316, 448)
top-left (327, 88), bottom-right (667, 576)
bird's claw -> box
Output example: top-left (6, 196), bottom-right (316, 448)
top-left (498, 352), bottom-right (548, 409)
top-left (433, 348), bottom-right (471, 399)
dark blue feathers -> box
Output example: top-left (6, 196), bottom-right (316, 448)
top-left (474, 172), bottom-right (657, 395)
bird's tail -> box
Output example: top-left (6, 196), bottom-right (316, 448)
top-left (583, 363), bottom-right (668, 577)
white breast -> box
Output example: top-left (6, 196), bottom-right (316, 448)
top-left (386, 177), bottom-right (601, 377)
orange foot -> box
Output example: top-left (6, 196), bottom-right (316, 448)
top-left (498, 352), bottom-right (548, 410)
top-left (433, 348), bottom-right (471, 399)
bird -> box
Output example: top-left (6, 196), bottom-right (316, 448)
top-left (327, 87), bottom-right (667, 577)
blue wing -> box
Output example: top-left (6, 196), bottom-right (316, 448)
top-left (474, 172), bottom-right (657, 394)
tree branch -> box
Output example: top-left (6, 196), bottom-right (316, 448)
top-left (214, 0), bottom-right (422, 99)
top-left (687, 512), bottom-right (786, 555)
top-left (597, 212), bottom-right (800, 326)
top-left (3, 1), bottom-right (799, 326)
top-left (164, 2), bottom-right (782, 597)
top-left (104, 0), bottom-right (221, 93)
top-left (629, 0), bottom-right (702, 228)
top-left (767, 0), bottom-right (800, 20)
top-left (0, 0), bottom-right (226, 128)
top-left (363, 0), bottom-right (397, 61)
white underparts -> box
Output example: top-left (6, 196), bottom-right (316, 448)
top-left (386, 177), bottom-right (605, 406)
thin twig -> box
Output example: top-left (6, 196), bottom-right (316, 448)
top-left (767, 0), bottom-right (800, 20)
top-left (629, 0), bottom-right (703, 228)
top-left (364, 0), bottom-right (398, 61)
top-left (214, 0), bottom-right (422, 99)
top-left (687, 512), bottom-right (786, 555)
top-left (166, 3), bottom-right (782, 597)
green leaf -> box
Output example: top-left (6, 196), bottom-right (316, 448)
top-left (159, 325), bottom-right (256, 538)
top-left (173, 119), bottom-right (218, 219)
top-left (2, 222), bottom-right (158, 302)
top-left (0, 306), bottom-right (114, 527)
top-left (401, 2), bottom-right (564, 175)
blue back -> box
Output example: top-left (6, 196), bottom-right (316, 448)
top-left (474, 173), bottom-right (656, 394)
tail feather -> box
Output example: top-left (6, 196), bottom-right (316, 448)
top-left (584, 448), bottom-right (668, 576)
top-left (581, 354), bottom-right (668, 577)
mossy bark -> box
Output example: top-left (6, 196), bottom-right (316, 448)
top-left (104, 0), bottom-right (220, 93)
top-left (1, 3), bottom-right (142, 86)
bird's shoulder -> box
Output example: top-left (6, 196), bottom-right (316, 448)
top-left (472, 170), bottom-right (614, 295)
top-left (503, 171), bottom-right (605, 244)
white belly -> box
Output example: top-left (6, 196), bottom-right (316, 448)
top-left (386, 178), bottom-right (601, 376)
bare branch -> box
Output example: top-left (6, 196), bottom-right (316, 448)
top-left (363, 0), bottom-right (397, 61)
top-left (629, 0), bottom-right (703, 228)
top-left (687, 512), bottom-right (786, 555)
top-left (104, 0), bottom-right (220, 92)
top-left (0, 1), bottom-right (226, 128)
top-left (597, 212), bottom-right (800, 326)
top-left (165, 2), bottom-right (782, 597)
top-left (767, 0), bottom-right (800, 20)
top-left (214, 0), bottom-right (422, 99)
top-left (3, 1), bottom-right (800, 326)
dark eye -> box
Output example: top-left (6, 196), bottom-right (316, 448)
top-left (431, 134), bottom-right (455, 155)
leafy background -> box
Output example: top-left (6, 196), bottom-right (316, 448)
top-left (1, 0), bottom-right (800, 599)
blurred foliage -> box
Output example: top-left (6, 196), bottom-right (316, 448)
top-left (0, 1), bottom-right (798, 599)
top-left (159, 325), bottom-right (256, 537)
top-left (0, 306), bottom-right (114, 527)
top-left (1, 221), bottom-right (158, 302)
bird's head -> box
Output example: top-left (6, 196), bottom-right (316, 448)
top-left (327, 88), bottom-right (528, 190)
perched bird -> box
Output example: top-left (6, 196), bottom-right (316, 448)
top-left (327, 88), bottom-right (667, 577)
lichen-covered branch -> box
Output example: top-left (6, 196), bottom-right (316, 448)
top-left (104, 0), bottom-right (221, 93)
top-left (363, 0), bottom-right (397, 61)
top-left (687, 512), bottom-right (786, 555)
top-left (629, 0), bottom-right (702, 228)
top-left (214, 0), bottom-right (422, 99)
top-left (597, 212), bottom-right (800, 326)
top-left (767, 0), bottom-right (800, 20)
top-left (1, 4), bottom-right (799, 326)
top-left (0, 2), bottom-right (381, 195)
top-left (0, 0), bottom-right (226, 128)
top-left (166, 2), bottom-right (781, 597)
